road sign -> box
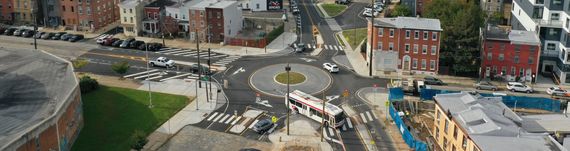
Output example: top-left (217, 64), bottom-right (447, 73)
top-left (271, 116), bottom-right (278, 123)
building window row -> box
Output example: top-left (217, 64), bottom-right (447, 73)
top-left (411, 58), bottom-right (436, 70)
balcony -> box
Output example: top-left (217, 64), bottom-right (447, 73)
top-left (536, 19), bottom-right (563, 28)
top-left (542, 50), bottom-right (559, 57)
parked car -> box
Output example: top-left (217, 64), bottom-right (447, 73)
top-left (69, 34), bottom-right (84, 42)
top-left (546, 87), bottom-right (567, 96)
top-left (292, 8), bottom-right (300, 14)
top-left (474, 81), bottom-right (498, 91)
top-left (362, 8), bottom-right (379, 17)
top-left (120, 38), bottom-right (135, 48)
top-left (295, 43), bottom-right (305, 52)
top-left (252, 119), bottom-right (274, 134)
top-left (22, 30), bottom-right (35, 38)
top-left (506, 82), bottom-right (533, 93)
top-left (96, 35), bottom-right (111, 44)
top-left (112, 40), bottom-right (124, 47)
top-left (149, 57), bottom-right (175, 68)
top-left (4, 28), bottom-right (16, 35)
top-left (129, 40), bottom-right (145, 49)
top-left (323, 63), bottom-right (339, 73)
top-left (423, 76), bottom-right (444, 85)
top-left (0, 27), bottom-right (6, 34)
top-left (51, 32), bottom-right (67, 40)
top-left (13, 29), bottom-right (25, 36)
top-left (41, 32), bottom-right (55, 39)
top-left (60, 34), bottom-right (73, 41)
top-left (335, 0), bottom-right (351, 4)
top-left (189, 64), bottom-right (210, 75)
top-left (34, 32), bottom-right (46, 39)
top-left (147, 43), bottom-right (163, 51)
top-left (103, 38), bottom-right (120, 46)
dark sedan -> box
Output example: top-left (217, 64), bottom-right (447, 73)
top-left (51, 32), bottom-right (67, 40)
top-left (112, 40), bottom-right (124, 47)
top-left (60, 34), bottom-right (73, 41)
top-left (34, 32), bottom-right (46, 39)
top-left (68, 34), bottom-right (84, 42)
top-left (22, 30), bottom-right (35, 38)
top-left (129, 40), bottom-right (145, 49)
top-left (423, 76), bottom-right (445, 85)
top-left (4, 28), bottom-right (16, 35)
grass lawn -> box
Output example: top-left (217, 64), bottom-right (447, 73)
top-left (321, 3), bottom-right (348, 17)
top-left (275, 72), bottom-right (306, 84)
top-left (71, 86), bottom-right (190, 151)
top-left (343, 28), bottom-right (367, 49)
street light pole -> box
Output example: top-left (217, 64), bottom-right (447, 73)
top-left (32, 8), bottom-right (37, 50)
top-left (146, 43), bottom-right (154, 108)
top-left (196, 28), bottom-right (202, 88)
top-left (368, 0), bottom-right (375, 77)
top-left (285, 64), bottom-right (291, 136)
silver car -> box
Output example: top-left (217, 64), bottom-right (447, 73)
top-left (474, 81), bottom-right (498, 91)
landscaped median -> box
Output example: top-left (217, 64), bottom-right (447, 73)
top-left (321, 3), bottom-right (348, 17)
top-left (71, 86), bottom-right (191, 151)
top-left (342, 28), bottom-right (367, 49)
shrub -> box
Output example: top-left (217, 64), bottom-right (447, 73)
top-left (112, 61), bottom-right (130, 76)
top-left (130, 130), bottom-right (148, 151)
top-left (79, 76), bottom-right (99, 93)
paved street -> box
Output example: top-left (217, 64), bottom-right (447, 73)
top-left (334, 3), bottom-right (369, 29)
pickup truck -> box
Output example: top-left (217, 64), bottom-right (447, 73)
top-left (149, 57), bottom-right (175, 68)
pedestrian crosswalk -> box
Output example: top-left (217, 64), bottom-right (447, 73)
top-left (157, 47), bottom-right (228, 59)
top-left (303, 44), bottom-right (344, 51)
top-left (358, 111), bottom-right (377, 124)
top-left (212, 55), bottom-right (241, 67)
top-left (123, 70), bottom-right (200, 82)
top-left (206, 112), bottom-right (244, 126)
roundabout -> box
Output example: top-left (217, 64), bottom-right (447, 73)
top-left (249, 63), bottom-right (332, 97)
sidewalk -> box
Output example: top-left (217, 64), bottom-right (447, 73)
top-left (267, 116), bottom-right (334, 151)
top-left (341, 104), bottom-right (377, 151)
top-left (142, 79), bottom-right (224, 150)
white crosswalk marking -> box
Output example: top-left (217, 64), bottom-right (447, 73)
top-left (335, 46), bottom-right (341, 50)
top-left (146, 75), bottom-right (163, 80)
top-left (218, 114), bottom-right (230, 123)
top-left (134, 72), bottom-right (161, 79)
top-left (224, 115), bottom-right (235, 124)
top-left (248, 119), bottom-right (259, 129)
top-left (346, 118), bottom-right (353, 128)
top-left (212, 113), bottom-right (224, 122)
top-left (207, 112), bottom-right (219, 121)
top-left (231, 116), bottom-right (242, 125)
top-left (124, 69), bottom-right (159, 78)
top-left (366, 111), bottom-right (374, 122)
top-left (159, 73), bottom-right (192, 82)
top-left (360, 113), bottom-right (368, 123)
top-left (342, 124), bottom-right (347, 131)
top-left (339, 46), bottom-right (344, 51)
top-left (372, 112), bottom-right (379, 119)
top-left (325, 45), bottom-right (330, 50)
top-left (306, 44), bottom-right (312, 49)
top-left (328, 127), bottom-right (335, 137)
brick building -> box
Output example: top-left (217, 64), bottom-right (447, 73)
top-left (0, 0), bottom-right (14, 23)
top-left (367, 17), bottom-right (442, 76)
top-left (189, 0), bottom-right (243, 43)
top-left (481, 26), bottom-right (540, 82)
top-left (60, 0), bottom-right (120, 31)
top-left (11, 0), bottom-right (34, 24)
top-left (0, 48), bottom-right (83, 151)
top-left (141, 0), bottom-right (180, 37)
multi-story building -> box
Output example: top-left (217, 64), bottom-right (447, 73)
top-left (481, 0), bottom-right (504, 16)
top-left (400, 0), bottom-right (432, 16)
top-left (432, 92), bottom-right (565, 151)
top-left (60, 0), bottom-right (120, 31)
top-left (189, 0), bottom-right (242, 43)
top-left (12, 0), bottom-right (35, 24)
top-left (367, 17), bottom-right (442, 76)
top-left (119, 0), bottom-right (146, 36)
top-left (39, 0), bottom-right (62, 27)
top-left (481, 26), bottom-right (541, 82)
top-left (511, 0), bottom-right (570, 84)
top-left (142, 0), bottom-right (181, 37)
top-left (0, 0), bottom-right (14, 23)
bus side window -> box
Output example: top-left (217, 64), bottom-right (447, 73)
top-left (295, 101), bottom-right (302, 108)
top-left (310, 108), bottom-right (317, 116)
top-left (289, 99), bottom-right (295, 105)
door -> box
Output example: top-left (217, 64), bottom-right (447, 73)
top-left (403, 55), bottom-right (411, 71)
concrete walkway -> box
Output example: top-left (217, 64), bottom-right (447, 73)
top-left (141, 79), bottom-right (225, 150)
top-left (268, 116), bottom-right (334, 151)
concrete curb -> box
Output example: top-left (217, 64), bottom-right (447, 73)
top-left (316, 3), bottom-right (332, 18)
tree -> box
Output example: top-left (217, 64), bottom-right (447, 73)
top-left (111, 61), bottom-right (130, 76)
top-left (79, 75), bottom-right (99, 93)
top-left (390, 4), bottom-right (412, 17)
top-left (423, 0), bottom-right (483, 76)
top-left (130, 130), bottom-right (148, 151)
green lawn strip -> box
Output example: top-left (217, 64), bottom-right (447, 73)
top-left (275, 72), bottom-right (306, 84)
top-left (321, 3), bottom-right (348, 17)
top-left (72, 86), bottom-right (190, 151)
top-left (342, 28), bottom-right (367, 48)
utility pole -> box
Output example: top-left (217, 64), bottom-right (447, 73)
top-left (264, 17), bottom-right (267, 53)
top-left (368, 0), bottom-right (375, 76)
top-left (145, 43), bottom-right (154, 108)
top-left (285, 64), bottom-right (291, 135)
top-left (196, 28), bottom-right (202, 88)
top-left (207, 26), bottom-right (213, 100)
top-left (32, 7), bottom-right (37, 50)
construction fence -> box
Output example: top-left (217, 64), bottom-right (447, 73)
top-left (388, 103), bottom-right (428, 151)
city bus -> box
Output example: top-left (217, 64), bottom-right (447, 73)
top-left (286, 90), bottom-right (346, 128)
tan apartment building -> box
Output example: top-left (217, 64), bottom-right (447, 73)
top-left (432, 92), bottom-right (565, 151)
top-left (60, 0), bottom-right (120, 31)
top-left (12, 0), bottom-right (34, 24)
top-left (119, 0), bottom-right (146, 36)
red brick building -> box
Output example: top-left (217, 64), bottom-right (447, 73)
top-left (367, 17), bottom-right (442, 76)
top-left (60, 0), bottom-right (120, 31)
top-left (481, 26), bottom-right (540, 82)
top-left (0, 0), bottom-right (13, 23)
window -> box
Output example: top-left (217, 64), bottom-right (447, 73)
top-left (78, 6), bottom-right (82, 14)
top-left (519, 68), bottom-right (525, 77)
top-left (453, 126), bottom-right (458, 138)
top-left (217, 12), bottom-right (221, 19)
top-left (389, 42), bottom-right (394, 50)
top-left (514, 55), bottom-right (519, 63)
top-left (377, 42), bottom-right (382, 49)
top-left (499, 54), bottom-right (504, 61)
top-left (430, 60), bottom-right (436, 70)
top-left (435, 128), bottom-right (440, 141)
top-left (527, 56), bottom-right (533, 64)
top-left (62, 6), bottom-right (66, 12)
top-left (123, 17), bottom-right (126, 22)
top-left (423, 32), bottom-right (428, 40)
top-left (413, 44), bottom-right (418, 53)
top-left (547, 43), bottom-right (556, 51)
top-left (554, 0), bottom-right (562, 5)
top-left (129, 9), bottom-right (132, 13)
top-left (175, 14), bottom-right (178, 19)
top-left (256, 3), bottom-right (259, 9)
top-left (431, 46), bottom-right (437, 55)
top-left (493, 66), bottom-right (498, 75)
top-left (405, 44), bottom-right (410, 53)
top-left (444, 120), bottom-right (449, 133)
top-left (432, 32), bottom-right (437, 40)
top-left (462, 136), bottom-right (468, 149)
top-left (412, 59), bottom-right (418, 69)
top-left (487, 52), bottom-right (492, 60)
top-left (501, 66), bottom-right (507, 75)
top-left (452, 145), bottom-right (456, 151)
top-left (86, 7), bottom-right (91, 15)
top-left (443, 138), bottom-right (448, 150)
top-left (405, 30), bottom-right (410, 38)
top-left (421, 59), bottom-right (427, 69)
top-left (422, 45), bottom-right (427, 54)
top-left (378, 28), bottom-right (383, 36)
top-left (130, 17), bottom-right (133, 23)
top-left (511, 66), bottom-right (516, 76)
top-left (414, 31), bottom-right (419, 39)
top-left (389, 29), bottom-right (394, 37)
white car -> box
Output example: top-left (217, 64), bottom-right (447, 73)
top-left (546, 87), bottom-right (567, 96)
top-left (323, 63), bottom-right (339, 73)
top-left (149, 57), bottom-right (175, 68)
top-left (362, 8), bottom-right (379, 17)
top-left (506, 82), bottom-right (533, 93)
top-left (96, 35), bottom-right (111, 44)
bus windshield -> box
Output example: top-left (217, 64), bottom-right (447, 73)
top-left (335, 112), bottom-right (346, 123)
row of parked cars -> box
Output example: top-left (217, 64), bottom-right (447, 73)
top-left (96, 36), bottom-right (163, 51)
top-left (421, 76), bottom-right (536, 94)
top-left (1, 27), bottom-right (84, 42)
top-left (362, 2), bottom-right (385, 17)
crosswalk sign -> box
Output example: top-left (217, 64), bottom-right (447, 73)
top-left (271, 116), bottom-right (278, 123)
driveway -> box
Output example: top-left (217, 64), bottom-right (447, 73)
top-left (334, 2), bottom-right (368, 30)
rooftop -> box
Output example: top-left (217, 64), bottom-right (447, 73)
top-left (145, 0), bottom-right (178, 8)
top-left (434, 92), bottom-right (564, 151)
top-left (0, 48), bottom-right (77, 147)
top-left (485, 26), bottom-right (540, 45)
top-left (521, 114), bottom-right (570, 133)
top-left (190, 0), bottom-right (237, 10)
top-left (373, 17), bottom-right (442, 31)
top-left (119, 0), bottom-right (142, 8)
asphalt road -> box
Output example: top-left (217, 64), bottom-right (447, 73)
top-left (335, 2), bottom-right (369, 30)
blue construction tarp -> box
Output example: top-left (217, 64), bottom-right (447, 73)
top-left (389, 87), bottom-right (404, 101)
top-left (389, 104), bottom-right (428, 151)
